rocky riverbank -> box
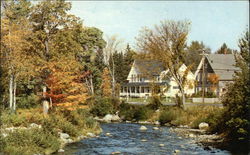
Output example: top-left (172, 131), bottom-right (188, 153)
top-left (94, 113), bottom-right (224, 151)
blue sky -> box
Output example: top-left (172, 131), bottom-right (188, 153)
top-left (69, 1), bottom-right (249, 52)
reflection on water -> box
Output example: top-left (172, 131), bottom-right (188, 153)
top-left (55, 123), bottom-right (230, 155)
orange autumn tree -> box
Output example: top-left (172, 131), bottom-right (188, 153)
top-left (208, 73), bottom-right (219, 92)
top-left (101, 67), bottom-right (112, 96)
top-left (45, 55), bottom-right (88, 109)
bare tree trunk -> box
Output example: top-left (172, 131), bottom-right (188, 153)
top-left (90, 74), bottom-right (94, 95)
top-left (9, 74), bottom-right (13, 110)
top-left (13, 77), bottom-right (16, 111)
top-left (42, 86), bottom-right (47, 98)
top-left (111, 54), bottom-right (116, 97)
top-left (179, 87), bottom-right (185, 109)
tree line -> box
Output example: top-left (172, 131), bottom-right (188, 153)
top-left (0, 0), bottom-right (135, 111)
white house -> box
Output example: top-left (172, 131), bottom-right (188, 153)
top-left (120, 60), bottom-right (195, 98)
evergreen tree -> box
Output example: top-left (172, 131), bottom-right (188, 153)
top-left (215, 43), bottom-right (234, 54)
top-left (215, 31), bottom-right (249, 148)
top-left (184, 41), bottom-right (211, 72)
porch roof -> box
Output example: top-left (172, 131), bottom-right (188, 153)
top-left (121, 82), bottom-right (168, 87)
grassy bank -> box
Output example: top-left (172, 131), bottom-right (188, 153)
top-left (0, 107), bottom-right (101, 155)
top-left (90, 96), bottom-right (223, 131)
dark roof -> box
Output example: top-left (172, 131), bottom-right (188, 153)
top-left (206, 54), bottom-right (240, 80)
top-left (133, 59), bottom-right (165, 76)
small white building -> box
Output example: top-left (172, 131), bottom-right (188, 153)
top-left (120, 60), bottom-right (195, 98)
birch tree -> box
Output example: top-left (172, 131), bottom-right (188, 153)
top-left (136, 20), bottom-right (191, 108)
top-left (104, 35), bottom-right (123, 97)
top-left (0, 0), bottom-right (34, 111)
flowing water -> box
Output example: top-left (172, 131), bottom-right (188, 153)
top-left (57, 123), bottom-right (231, 155)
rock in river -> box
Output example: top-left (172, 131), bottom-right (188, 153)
top-left (59, 132), bottom-right (70, 139)
top-left (199, 122), bottom-right (209, 130)
top-left (153, 127), bottom-right (159, 130)
top-left (58, 149), bottom-right (65, 153)
top-left (139, 125), bottom-right (147, 130)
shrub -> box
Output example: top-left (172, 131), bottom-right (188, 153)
top-left (190, 117), bottom-right (207, 129)
top-left (119, 103), bottom-right (153, 121)
top-left (119, 103), bottom-right (137, 121)
top-left (1, 112), bottom-right (27, 127)
top-left (191, 91), bottom-right (217, 98)
top-left (147, 96), bottom-right (162, 110)
top-left (17, 93), bottom-right (40, 109)
top-left (133, 106), bottom-right (153, 121)
top-left (159, 107), bottom-right (178, 125)
top-left (41, 113), bottom-right (80, 137)
top-left (1, 128), bottom-right (60, 155)
top-left (90, 97), bottom-right (114, 117)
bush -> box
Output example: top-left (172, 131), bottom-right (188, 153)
top-left (147, 96), bottom-right (162, 110)
top-left (119, 103), bottom-right (153, 121)
top-left (41, 113), bottom-right (80, 137)
top-left (192, 91), bottom-right (217, 98)
top-left (17, 93), bottom-right (40, 109)
top-left (119, 103), bottom-right (137, 121)
top-left (159, 107), bottom-right (178, 125)
top-left (1, 112), bottom-right (27, 127)
top-left (90, 97), bottom-right (120, 117)
top-left (1, 128), bottom-right (60, 155)
top-left (133, 106), bottom-right (153, 121)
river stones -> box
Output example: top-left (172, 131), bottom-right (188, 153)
top-left (106, 132), bottom-right (111, 136)
top-left (59, 132), bottom-right (70, 139)
top-left (199, 122), bottom-right (209, 130)
top-left (58, 149), bottom-right (65, 153)
top-left (87, 132), bottom-right (95, 137)
top-left (111, 151), bottom-right (121, 154)
top-left (174, 150), bottom-right (180, 153)
top-left (139, 125), bottom-right (147, 130)
top-left (141, 139), bottom-right (147, 142)
top-left (153, 127), bottom-right (159, 130)
top-left (154, 121), bottom-right (160, 125)
top-left (159, 144), bottom-right (165, 147)
top-left (189, 133), bottom-right (195, 138)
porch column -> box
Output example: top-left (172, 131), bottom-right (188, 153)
top-left (126, 87), bottom-right (129, 101)
top-left (139, 86), bottom-right (141, 98)
top-left (130, 86), bottom-right (132, 97)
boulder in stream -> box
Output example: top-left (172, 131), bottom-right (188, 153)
top-left (139, 126), bottom-right (147, 130)
top-left (199, 122), bottom-right (209, 130)
top-left (153, 127), bottom-right (159, 130)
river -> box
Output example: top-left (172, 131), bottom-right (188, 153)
top-left (56, 123), bottom-right (231, 155)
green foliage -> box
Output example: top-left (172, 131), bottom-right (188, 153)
top-left (90, 98), bottom-right (114, 117)
top-left (212, 31), bottom-right (250, 143)
top-left (133, 106), bottom-right (153, 121)
top-left (119, 103), bottom-right (153, 121)
top-left (119, 103), bottom-right (137, 121)
top-left (113, 44), bottom-right (136, 84)
top-left (215, 43), bottom-right (234, 54)
top-left (17, 93), bottom-right (40, 109)
top-left (1, 112), bottom-right (27, 127)
top-left (147, 96), bottom-right (162, 110)
top-left (1, 128), bottom-right (60, 155)
top-left (185, 41), bottom-right (211, 72)
top-left (192, 91), bottom-right (217, 98)
top-left (90, 97), bottom-right (120, 117)
top-left (159, 107), bottom-right (178, 125)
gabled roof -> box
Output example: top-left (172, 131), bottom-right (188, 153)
top-left (206, 54), bottom-right (237, 70)
top-left (195, 54), bottom-right (240, 80)
top-left (133, 59), bottom-right (165, 76)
